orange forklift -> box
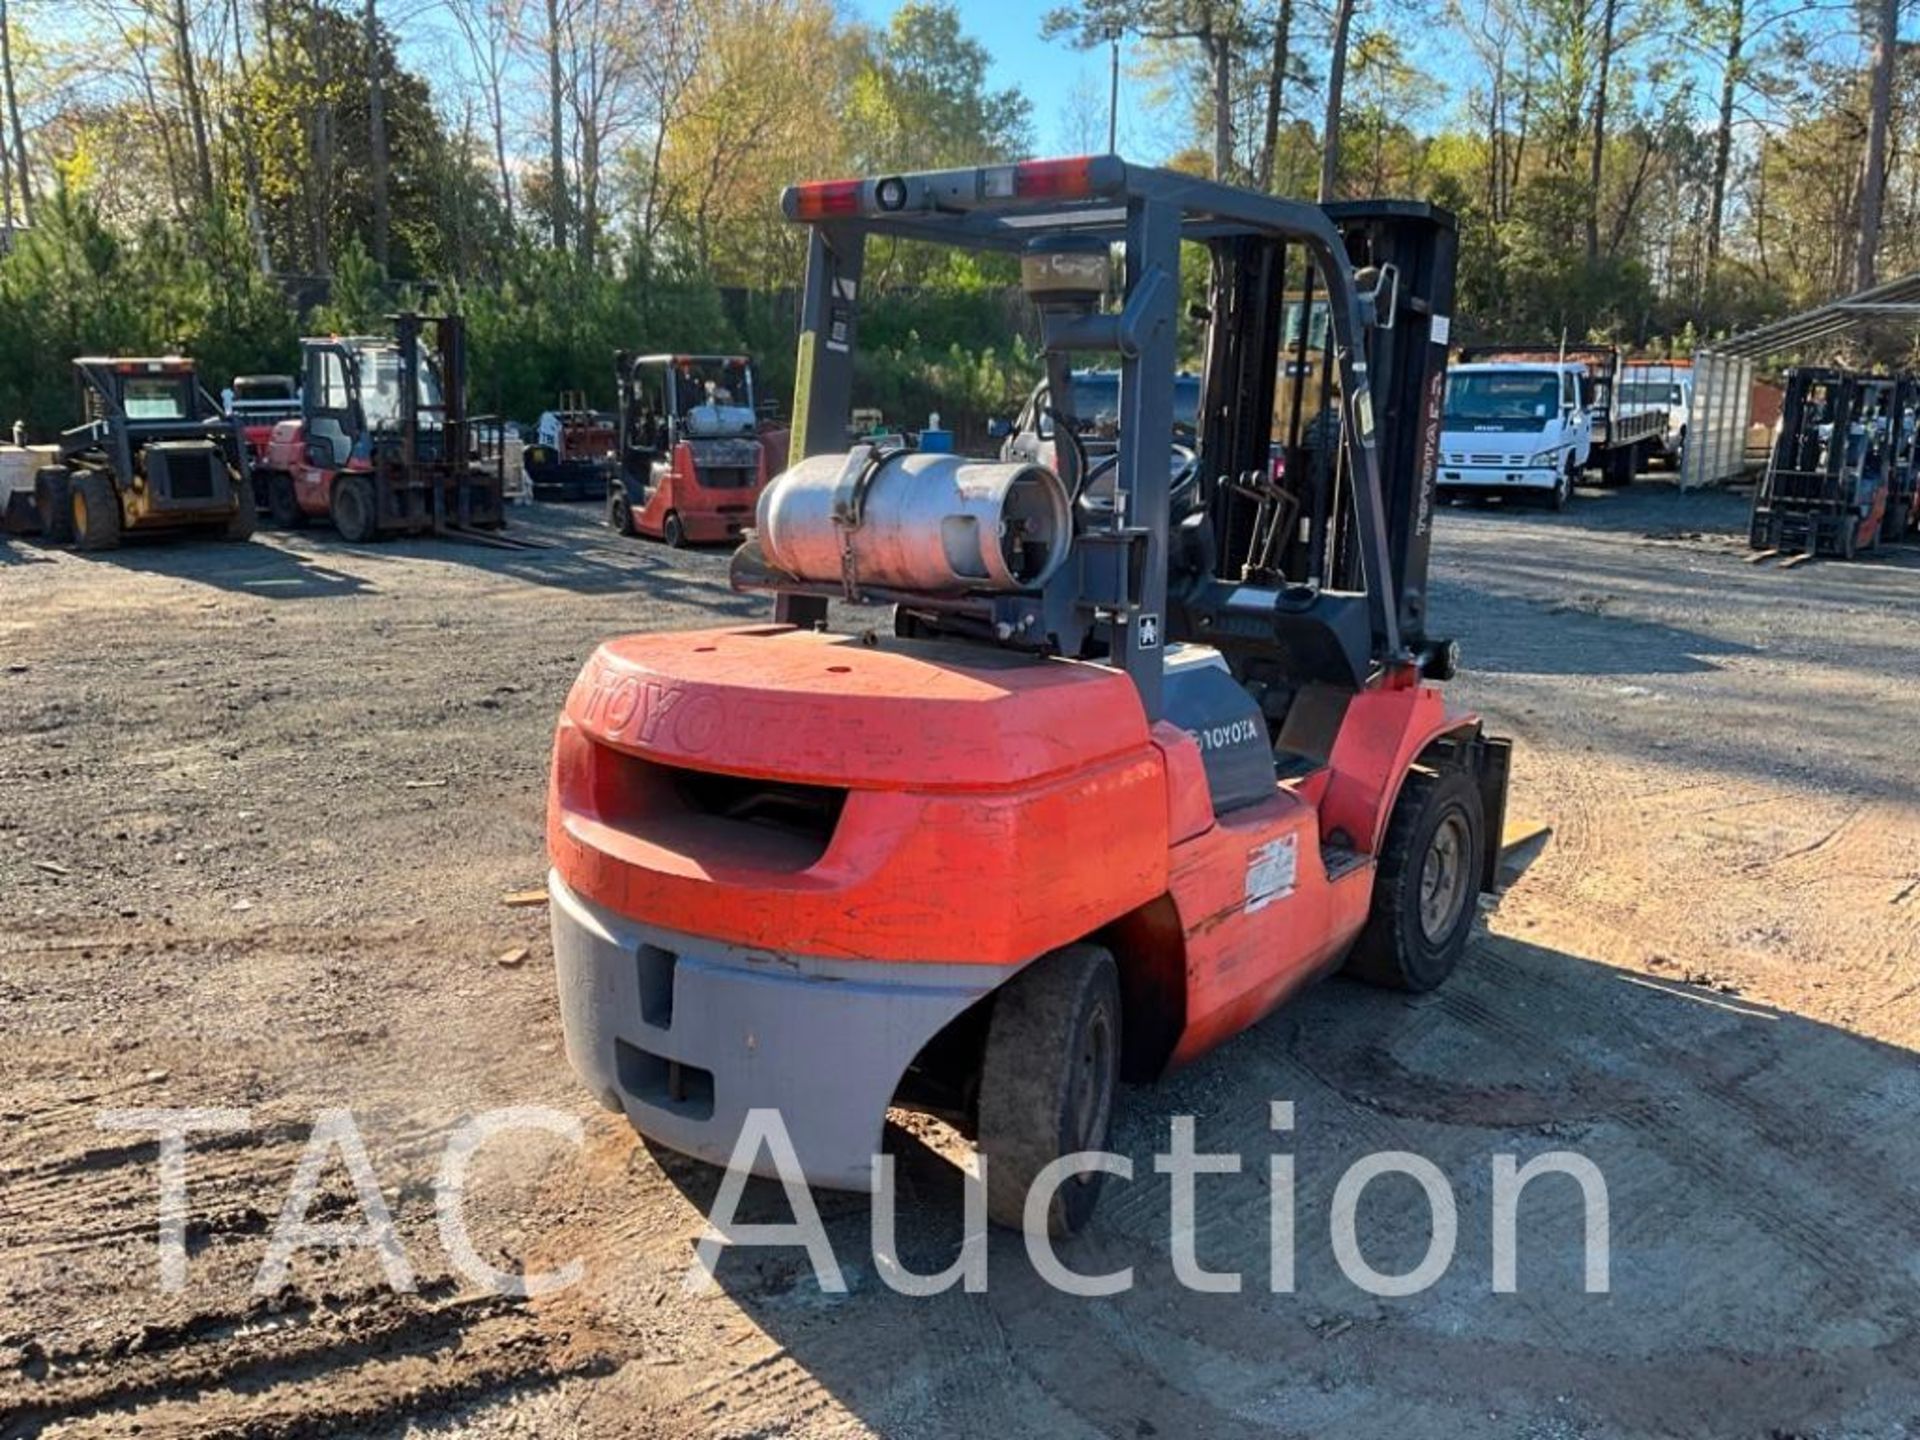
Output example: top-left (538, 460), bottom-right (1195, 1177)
top-left (606, 352), bottom-right (782, 547)
top-left (549, 158), bottom-right (1520, 1235)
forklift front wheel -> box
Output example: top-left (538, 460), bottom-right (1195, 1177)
top-left (978, 943), bottom-right (1121, 1238)
top-left (663, 510), bottom-right (687, 548)
top-left (1345, 765), bottom-right (1486, 993)
top-left (331, 475), bottom-right (378, 543)
top-left (72, 471), bottom-right (123, 551)
top-left (33, 468), bottom-right (73, 545)
top-left (608, 493), bottom-right (636, 536)
top-left (267, 472), bottom-right (305, 529)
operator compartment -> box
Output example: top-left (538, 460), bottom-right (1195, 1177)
top-left (550, 624), bottom-right (1171, 964)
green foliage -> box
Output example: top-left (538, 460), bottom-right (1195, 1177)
top-left (0, 189), bottom-right (293, 435)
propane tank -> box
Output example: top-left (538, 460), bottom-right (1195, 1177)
top-left (756, 449), bottom-right (1072, 594)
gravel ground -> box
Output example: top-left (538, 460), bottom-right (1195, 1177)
top-left (2, 481), bottom-right (1918, 1439)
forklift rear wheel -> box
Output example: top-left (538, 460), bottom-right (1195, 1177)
top-left (978, 943), bottom-right (1121, 1237)
top-left (331, 476), bottom-right (377, 543)
top-left (267, 472), bottom-right (305, 529)
top-left (71, 471), bottom-right (123, 551)
top-left (1345, 764), bottom-right (1486, 993)
top-left (608, 493), bottom-right (637, 536)
top-left (34, 468), bottom-right (73, 545)
top-left (663, 510), bottom-right (687, 548)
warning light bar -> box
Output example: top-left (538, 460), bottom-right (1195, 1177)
top-left (782, 156), bottom-right (1117, 222)
top-left (1009, 156), bottom-right (1096, 200)
top-left (788, 178), bottom-right (862, 221)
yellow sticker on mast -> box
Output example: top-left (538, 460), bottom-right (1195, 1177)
top-left (789, 330), bottom-right (815, 470)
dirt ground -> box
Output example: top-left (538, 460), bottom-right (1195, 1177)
top-left (3, 482), bottom-right (1918, 1440)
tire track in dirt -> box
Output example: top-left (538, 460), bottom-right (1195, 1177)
top-left (0, 1278), bottom-right (616, 1439)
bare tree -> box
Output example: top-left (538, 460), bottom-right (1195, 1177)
top-left (365, 0), bottom-right (390, 268)
top-left (1256, 0), bottom-right (1294, 191)
top-left (1320, 0), bottom-right (1358, 199)
top-left (227, 0), bottom-right (275, 270)
top-left (559, 0), bottom-right (649, 263)
top-left (1855, 0), bottom-right (1896, 288)
top-left (1703, 0), bottom-right (1745, 278)
top-left (635, 0), bottom-right (701, 250)
top-left (544, 0), bottom-right (567, 249)
top-left (445, 0), bottom-right (524, 233)
top-left (165, 0), bottom-right (218, 206)
top-left (2, 0), bottom-right (34, 221)
top-left (1586, 0), bottom-right (1620, 260)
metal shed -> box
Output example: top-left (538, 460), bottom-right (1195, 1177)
top-left (1682, 270), bottom-right (1920, 487)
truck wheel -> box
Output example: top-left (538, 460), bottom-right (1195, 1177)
top-left (1548, 464), bottom-right (1574, 511)
top-left (1345, 764), bottom-right (1486, 993)
top-left (608, 492), bottom-right (637, 536)
top-left (330, 475), bottom-right (377, 542)
top-left (34, 468), bottom-right (73, 545)
top-left (266, 472), bottom-right (305, 529)
top-left (71, 471), bottom-right (123, 551)
top-left (663, 510), bottom-right (687, 548)
top-left (978, 943), bottom-right (1122, 1237)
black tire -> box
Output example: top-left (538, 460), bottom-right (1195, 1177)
top-left (1345, 764), bottom-right (1486, 993)
top-left (608, 492), bottom-right (637, 536)
top-left (1546, 463), bottom-right (1574, 511)
top-left (330, 474), bottom-right (378, 542)
top-left (663, 510), bottom-right (686, 548)
top-left (977, 943), bottom-right (1122, 1237)
top-left (266, 471), bottom-right (305, 528)
top-left (223, 474), bottom-right (257, 541)
top-left (34, 467), bottom-right (73, 545)
top-left (71, 470), bottom-right (123, 551)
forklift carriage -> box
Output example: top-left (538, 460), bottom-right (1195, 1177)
top-left (34, 357), bottom-right (256, 550)
top-left (1750, 368), bottom-right (1915, 560)
top-left (548, 156), bottom-right (1518, 1234)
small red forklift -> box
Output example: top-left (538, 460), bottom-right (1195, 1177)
top-left (255, 313), bottom-right (511, 543)
top-left (606, 352), bottom-right (782, 547)
top-left (549, 158), bottom-right (1517, 1235)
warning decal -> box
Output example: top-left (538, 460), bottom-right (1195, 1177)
top-left (1245, 835), bottom-right (1298, 913)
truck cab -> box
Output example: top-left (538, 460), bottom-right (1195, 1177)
top-left (1437, 362), bottom-right (1592, 509)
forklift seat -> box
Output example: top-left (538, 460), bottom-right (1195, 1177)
top-left (310, 418), bottom-right (353, 468)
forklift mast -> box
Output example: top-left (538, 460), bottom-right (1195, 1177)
top-left (756, 156), bottom-right (1457, 723)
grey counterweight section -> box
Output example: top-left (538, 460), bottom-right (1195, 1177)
top-left (549, 873), bottom-right (1019, 1191)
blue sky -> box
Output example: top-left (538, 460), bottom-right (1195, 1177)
top-left (845, 0), bottom-right (1179, 160)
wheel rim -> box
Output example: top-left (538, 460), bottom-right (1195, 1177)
top-left (1418, 811), bottom-right (1471, 942)
top-left (1067, 1000), bottom-right (1115, 1180)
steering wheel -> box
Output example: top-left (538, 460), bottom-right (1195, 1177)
top-left (1074, 443), bottom-right (1200, 522)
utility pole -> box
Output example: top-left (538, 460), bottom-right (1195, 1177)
top-left (1107, 27), bottom-right (1120, 153)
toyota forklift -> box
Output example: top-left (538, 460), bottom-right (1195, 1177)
top-left (1749, 368), bottom-right (1914, 561)
top-left (548, 157), bottom-right (1519, 1236)
top-left (255, 313), bottom-right (519, 544)
top-left (606, 352), bottom-right (784, 547)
